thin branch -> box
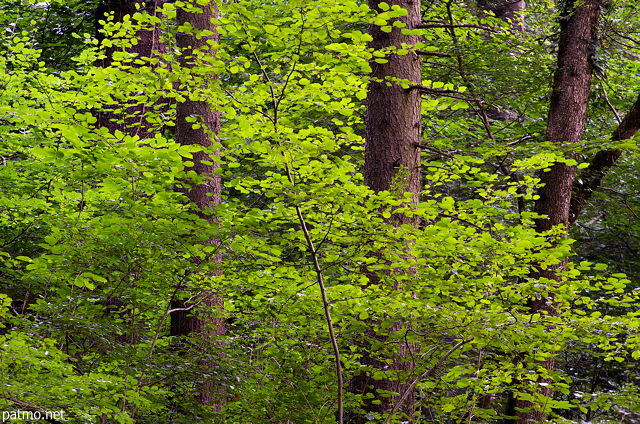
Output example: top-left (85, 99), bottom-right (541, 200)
top-left (252, 50), bottom-right (279, 125)
top-left (570, 93), bottom-right (640, 222)
top-left (147, 271), bottom-right (193, 360)
top-left (597, 77), bottom-right (621, 124)
top-left (285, 163), bottom-right (344, 424)
top-left (439, 213), bottom-right (486, 231)
top-left (409, 84), bottom-right (478, 104)
top-left (416, 50), bottom-right (457, 57)
top-left (610, 28), bottom-right (640, 48)
top-left (605, 34), bottom-right (640, 53)
top-left (408, 85), bottom-right (459, 96)
top-left (423, 59), bottom-right (465, 74)
top-left (166, 303), bottom-right (199, 314)
top-left (276, 10), bottom-right (304, 107)
top-left (383, 338), bottom-right (472, 424)
top-left (0, 221), bottom-right (34, 249)
top-left (145, 237), bottom-right (225, 360)
top-left (224, 89), bottom-right (275, 125)
top-left (412, 142), bottom-right (456, 159)
top-left (417, 23), bottom-right (496, 32)
top-left (507, 134), bottom-right (536, 146)
top-left (597, 186), bottom-right (640, 196)
top-left (623, 196), bottom-right (640, 222)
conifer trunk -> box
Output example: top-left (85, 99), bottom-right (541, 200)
top-left (349, 0), bottom-right (422, 422)
top-left (169, 1), bottom-right (225, 409)
top-left (534, 0), bottom-right (602, 234)
top-left (477, 0), bottom-right (525, 31)
top-left (364, 0), bottom-right (422, 222)
top-left (512, 1), bottom-right (602, 422)
top-left (95, 0), bottom-right (166, 137)
top-left (95, 0), bottom-right (166, 344)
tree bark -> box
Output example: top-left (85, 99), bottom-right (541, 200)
top-left (512, 1), bottom-right (602, 422)
top-left (349, 1), bottom-right (422, 422)
top-left (94, 0), bottom-right (166, 344)
top-left (364, 0), bottom-right (422, 225)
top-left (169, 1), bottom-right (225, 409)
top-left (534, 0), bottom-right (602, 233)
top-left (95, 0), bottom-right (166, 137)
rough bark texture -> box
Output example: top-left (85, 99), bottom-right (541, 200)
top-left (173, 5), bottom-right (221, 214)
top-left (513, 1), bottom-right (602, 423)
top-left (169, 2), bottom-right (225, 409)
top-left (364, 0), bottom-right (422, 225)
top-left (569, 94), bottom-right (640, 223)
top-left (94, 0), bottom-right (165, 344)
top-left (534, 0), bottom-right (601, 234)
top-left (96, 0), bottom-right (165, 65)
top-left (349, 1), bottom-right (422, 422)
top-left (95, 0), bottom-right (166, 137)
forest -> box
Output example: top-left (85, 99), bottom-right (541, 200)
top-left (1, 0), bottom-right (640, 422)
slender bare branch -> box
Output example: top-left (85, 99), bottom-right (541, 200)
top-left (383, 339), bottom-right (472, 424)
top-left (417, 23), bottom-right (496, 32)
top-left (416, 50), bottom-right (457, 57)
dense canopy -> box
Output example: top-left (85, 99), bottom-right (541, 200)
top-left (1, 0), bottom-right (640, 423)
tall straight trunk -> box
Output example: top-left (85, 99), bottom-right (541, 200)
top-left (95, 0), bottom-right (166, 344)
top-left (169, 1), bottom-right (224, 409)
top-left (511, 1), bottom-right (602, 422)
top-left (364, 1), bottom-right (422, 222)
top-left (534, 0), bottom-right (602, 234)
top-left (95, 0), bottom-right (166, 137)
top-left (349, 0), bottom-right (422, 422)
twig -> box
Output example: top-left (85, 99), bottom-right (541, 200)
top-left (416, 50), bottom-right (457, 57)
top-left (598, 78), bottom-right (622, 124)
top-left (507, 134), bottom-right (536, 146)
top-left (383, 338), bottom-right (472, 424)
top-left (285, 162), bottom-right (344, 424)
top-left (412, 142), bottom-right (456, 159)
top-left (407, 85), bottom-right (459, 96)
top-left (417, 23), bottom-right (496, 32)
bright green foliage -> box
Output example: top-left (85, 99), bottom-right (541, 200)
top-left (1, 0), bottom-right (640, 423)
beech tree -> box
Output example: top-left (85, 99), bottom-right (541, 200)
top-left (2, 1), bottom-right (640, 423)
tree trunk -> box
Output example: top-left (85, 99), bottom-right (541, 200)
top-left (364, 0), bottom-right (422, 224)
top-left (95, 0), bottom-right (166, 137)
top-left (169, 0), bottom-right (225, 409)
top-left (94, 0), bottom-right (166, 344)
top-left (534, 0), bottom-right (602, 233)
top-left (349, 1), bottom-right (422, 422)
top-left (512, 1), bottom-right (602, 422)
